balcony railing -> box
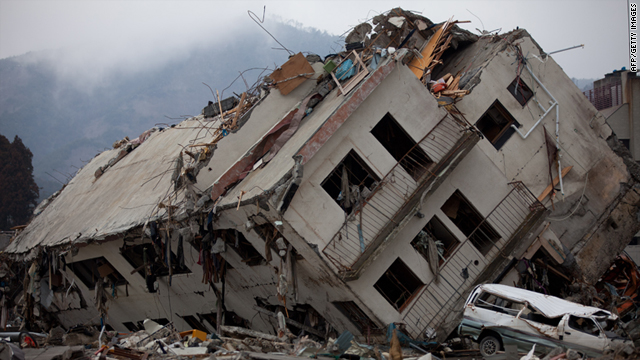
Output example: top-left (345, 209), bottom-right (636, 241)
top-left (322, 114), bottom-right (477, 274)
top-left (401, 181), bottom-right (546, 339)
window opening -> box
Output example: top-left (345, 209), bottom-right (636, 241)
top-left (333, 301), bottom-right (382, 334)
top-left (411, 216), bottom-right (460, 266)
top-left (568, 316), bottom-right (601, 336)
top-left (122, 322), bottom-right (142, 332)
top-left (371, 113), bottom-right (433, 181)
top-left (121, 243), bottom-right (191, 278)
top-left (475, 100), bottom-right (520, 150)
top-left (621, 139), bottom-right (631, 150)
top-left (199, 313), bottom-right (217, 329)
top-left (181, 315), bottom-right (209, 333)
top-left (374, 258), bottom-right (424, 310)
top-left (68, 256), bottom-right (127, 290)
top-left (441, 190), bottom-right (500, 256)
top-left (475, 292), bottom-right (561, 326)
top-left (216, 229), bottom-right (265, 266)
top-left (507, 77), bottom-right (533, 106)
top-left (321, 150), bottom-right (380, 213)
top-left (254, 222), bottom-right (291, 262)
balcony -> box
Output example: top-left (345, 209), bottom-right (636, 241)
top-left (401, 181), bottom-right (546, 339)
top-left (321, 113), bottom-right (480, 280)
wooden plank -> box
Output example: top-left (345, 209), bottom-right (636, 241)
top-left (331, 51), bottom-right (370, 95)
top-left (408, 23), bottom-right (447, 79)
top-left (269, 52), bottom-right (315, 96)
top-left (537, 166), bottom-right (573, 201)
top-left (449, 75), bottom-right (461, 90)
top-left (440, 90), bottom-right (469, 96)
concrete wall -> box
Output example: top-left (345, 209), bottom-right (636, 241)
top-left (453, 37), bottom-right (628, 252)
top-left (606, 103), bottom-right (631, 140)
top-left (285, 63), bottom-right (449, 251)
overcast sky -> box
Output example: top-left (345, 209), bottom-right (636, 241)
top-left (0, 0), bottom-right (631, 80)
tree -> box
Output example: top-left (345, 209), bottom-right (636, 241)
top-left (0, 134), bottom-right (39, 230)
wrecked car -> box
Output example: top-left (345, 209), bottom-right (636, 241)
top-left (458, 284), bottom-right (631, 357)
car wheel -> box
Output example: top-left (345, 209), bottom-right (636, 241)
top-left (479, 335), bottom-right (501, 357)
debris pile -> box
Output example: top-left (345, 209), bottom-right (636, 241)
top-left (1, 320), bottom-right (478, 360)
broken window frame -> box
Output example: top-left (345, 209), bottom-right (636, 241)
top-left (441, 190), bottom-right (501, 256)
top-left (411, 216), bottom-right (460, 266)
top-left (475, 291), bottom-right (562, 327)
top-left (68, 256), bottom-right (128, 290)
top-left (333, 301), bottom-right (383, 334)
top-left (568, 315), bottom-right (601, 337)
top-left (321, 149), bottom-right (380, 213)
top-left (475, 292), bottom-right (525, 317)
top-left (371, 113), bottom-right (433, 182)
top-left (507, 77), bottom-right (534, 106)
top-left (120, 243), bottom-right (191, 279)
top-left (373, 258), bottom-right (424, 311)
top-left (475, 100), bottom-right (520, 150)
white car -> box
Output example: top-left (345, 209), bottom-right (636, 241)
top-left (458, 284), bottom-right (631, 357)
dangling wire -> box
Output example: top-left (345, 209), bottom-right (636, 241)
top-left (248, 6), bottom-right (295, 56)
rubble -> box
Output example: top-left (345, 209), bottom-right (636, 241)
top-left (2, 6), bottom-right (640, 360)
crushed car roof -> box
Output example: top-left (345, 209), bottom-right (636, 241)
top-left (477, 284), bottom-right (616, 319)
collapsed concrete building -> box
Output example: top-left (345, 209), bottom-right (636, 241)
top-left (2, 8), bottom-right (640, 345)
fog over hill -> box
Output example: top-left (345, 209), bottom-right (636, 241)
top-left (0, 21), bottom-right (340, 201)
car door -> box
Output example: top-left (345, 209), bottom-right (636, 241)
top-left (559, 315), bottom-right (607, 353)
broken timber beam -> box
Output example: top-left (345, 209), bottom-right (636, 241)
top-left (538, 166), bottom-right (573, 201)
top-left (252, 306), bottom-right (325, 337)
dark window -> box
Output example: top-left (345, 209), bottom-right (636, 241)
top-left (568, 316), bottom-right (600, 336)
top-left (181, 315), bottom-right (209, 333)
top-left (321, 150), bottom-right (380, 213)
top-left (199, 313), bottom-right (217, 329)
top-left (475, 292), bottom-right (523, 316)
top-left (371, 113), bottom-right (433, 181)
top-left (68, 256), bottom-right (127, 290)
top-left (254, 222), bottom-right (295, 262)
top-left (374, 258), bottom-right (424, 311)
top-left (333, 301), bottom-right (382, 333)
top-left (507, 77), bottom-right (533, 106)
top-left (217, 229), bottom-right (265, 266)
top-left (621, 139), bottom-right (631, 150)
top-left (120, 243), bottom-right (191, 278)
top-left (475, 100), bottom-right (520, 150)
top-left (441, 190), bottom-right (500, 256)
top-left (122, 322), bottom-right (142, 332)
top-left (411, 216), bottom-right (460, 266)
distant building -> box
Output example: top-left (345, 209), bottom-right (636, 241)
top-left (585, 69), bottom-right (640, 161)
top-left (3, 8), bottom-right (640, 344)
